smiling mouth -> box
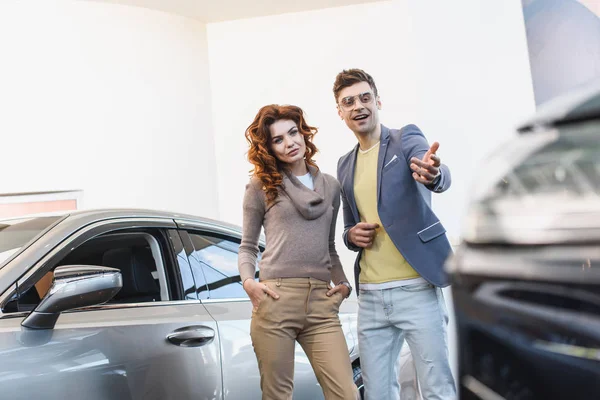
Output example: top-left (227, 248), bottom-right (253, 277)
top-left (353, 114), bottom-right (369, 121)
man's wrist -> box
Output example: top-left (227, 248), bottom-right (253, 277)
top-left (344, 230), bottom-right (355, 247)
top-left (427, 171), bottom-right (441, 188)
top-left (345, 228), bottom-right (359, 248)
top-left (242, 277), bottom-right (255, 288)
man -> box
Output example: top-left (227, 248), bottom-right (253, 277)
top-left (333, 69), bottom-right (455, 399)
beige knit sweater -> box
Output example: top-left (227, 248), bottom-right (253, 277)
top-left (238, 166), bottom-right (348, 285)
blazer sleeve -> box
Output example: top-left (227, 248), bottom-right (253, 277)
top-left (400, 124), bottom-right (451, 193)
top-left (337, 156), bottom-right (361, 252)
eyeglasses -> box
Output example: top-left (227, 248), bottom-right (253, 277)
top-left (338, 91), bottom-right (375, 111)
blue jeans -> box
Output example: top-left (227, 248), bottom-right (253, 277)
top-left (358, 283), bottom-right (456, 400)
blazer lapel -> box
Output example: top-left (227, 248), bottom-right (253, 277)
top-left (377, 125), bottom-right (391, 206)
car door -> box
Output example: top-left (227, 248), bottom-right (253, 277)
top-left (176, 223), bottom-right (330, 400)
top-left (0, 218), bottom-right (222, 400)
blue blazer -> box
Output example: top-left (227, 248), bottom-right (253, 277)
top-left (337, 124), bottom-right (452, 289)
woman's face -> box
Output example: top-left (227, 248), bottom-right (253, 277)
top-left (268, 119), bottom-right (306, 166)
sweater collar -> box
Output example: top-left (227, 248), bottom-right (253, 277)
top-left (282, 165), bottom-right (329, 220)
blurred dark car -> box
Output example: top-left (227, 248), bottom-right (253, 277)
top-left (447, 82), bottom-right (600, 400)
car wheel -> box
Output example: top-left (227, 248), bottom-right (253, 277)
top-left (353, 363), bottom-right (364, 399)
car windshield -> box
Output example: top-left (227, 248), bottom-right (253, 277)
top-left (0, 216), bottom-right (63, 267)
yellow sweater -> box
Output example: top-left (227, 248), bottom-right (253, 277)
top-left (354, 142), bottom-right (420, 283)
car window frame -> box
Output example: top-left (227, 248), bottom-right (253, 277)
top-left (178, 229), bottom-right (211, 300)
top-left (0, 217), bottom-right (197, 316)
top-left (167, 228), bottom-right (198, 301)
top-left (181, 229), bottom-right (249, 302)
top-left (177, 226), bottom-right (263, 303)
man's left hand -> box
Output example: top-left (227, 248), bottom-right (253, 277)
top-left (410, 142), bottom-right (441, 186)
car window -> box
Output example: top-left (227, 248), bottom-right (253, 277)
top-left (6, 230), bottom-right (174, 313)
top-left (187, 232), bottom-right (260, 300)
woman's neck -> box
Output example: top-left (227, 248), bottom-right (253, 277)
top-left (287, 160), bottom-right (309, 176)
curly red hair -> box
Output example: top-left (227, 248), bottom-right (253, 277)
top-left (245, 104), bottom-right (319, 205)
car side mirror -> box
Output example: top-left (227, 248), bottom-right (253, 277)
top-left (21, 265), bottom-right (122, 330)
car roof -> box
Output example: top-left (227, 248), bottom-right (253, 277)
top-left (1, 208), bottom-right (243, 233)
top-left (61, 208), bottom-right (244, 233)
top-left (518, 79), bottom-right (600, 132)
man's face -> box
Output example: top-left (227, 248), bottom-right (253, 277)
top-left (337, 81), bottom-right (381, 135)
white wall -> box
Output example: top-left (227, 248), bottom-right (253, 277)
top-left (0, 0), bottom-right (536, 384)
top-left (207, 0), bottom-right (536, 265)
top-left (0, 0), bottom-right (218, 217)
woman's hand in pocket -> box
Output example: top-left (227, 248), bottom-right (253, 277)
top-left (327, 283), bottom-right (349, 300)
top-left (243, 279), bottom-right (279, 308)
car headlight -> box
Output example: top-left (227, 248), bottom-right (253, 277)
top-left (462, 123), bottom-right (600, 245)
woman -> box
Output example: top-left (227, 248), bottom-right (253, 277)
top-left (239, 104), bottom-right (358, 400)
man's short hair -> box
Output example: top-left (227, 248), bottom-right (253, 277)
top-left (333, 69), bottom-right (379, 102)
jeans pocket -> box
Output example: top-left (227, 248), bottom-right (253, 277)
top-left (399, 282), bottom-right (434, 292)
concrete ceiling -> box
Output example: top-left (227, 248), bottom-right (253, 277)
top-left (84, 0), bottom-right (385, 23)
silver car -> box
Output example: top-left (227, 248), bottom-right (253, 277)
top-left (0, 209), bottom-right (362, 399)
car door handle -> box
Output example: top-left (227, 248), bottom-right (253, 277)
top-left (166, 325), bottom-right (215, 347)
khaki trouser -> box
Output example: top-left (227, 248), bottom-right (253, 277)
top-left (251, 277), bottom-right (359, 400)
